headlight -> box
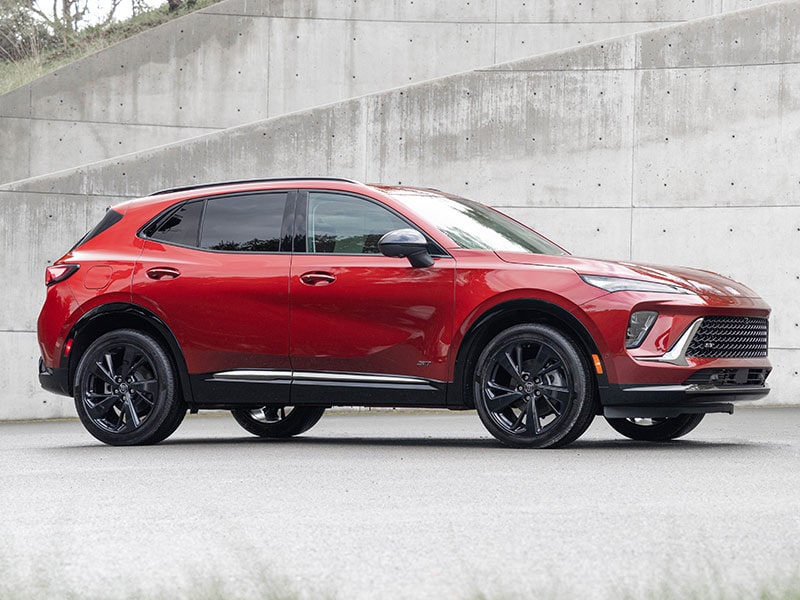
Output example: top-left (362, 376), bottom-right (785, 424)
top-left (626, 311), bottom-right (658, 348)
top-left (580, 274), bottom-right (693, 295)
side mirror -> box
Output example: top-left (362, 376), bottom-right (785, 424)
top-left (378, 229), bottom-right (434, 268)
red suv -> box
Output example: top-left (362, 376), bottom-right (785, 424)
top-left (37, 178), bottom-right (771, 447)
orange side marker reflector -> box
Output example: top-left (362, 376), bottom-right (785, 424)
top-left (591, 354), bottom-right (604, 375)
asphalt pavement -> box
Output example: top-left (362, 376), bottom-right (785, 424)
top-left (1, 407), bottom-right (798, 599)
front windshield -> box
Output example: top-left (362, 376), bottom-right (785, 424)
top-left (387, 189), bottom-right (567, 256)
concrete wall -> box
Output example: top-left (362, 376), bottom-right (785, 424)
top-left (0, 0), bottom-right (779, 185)
top-left (1, 0), bottom-right (798, 418)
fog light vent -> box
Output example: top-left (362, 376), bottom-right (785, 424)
top-left (626, 311), bottom-right (658, 349)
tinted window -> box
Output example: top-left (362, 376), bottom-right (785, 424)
top-left (150, 200), bottom-right (203, 247)
top-left (200, 193), bottom-right (287, 252)
top-left (307, 192), bottom-right (410, 254)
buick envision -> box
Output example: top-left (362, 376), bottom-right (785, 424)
top-left (37, 178), bottom-right (771, 447)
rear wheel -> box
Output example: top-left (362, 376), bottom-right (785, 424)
top-left (73, 329), bottom-right (186, 446)
top-left (231, 406), bottom-right (325, 438)
top-left (474, 324), bottom-right (596, 448)
top-left (605, 414), bottom-right (705, 442)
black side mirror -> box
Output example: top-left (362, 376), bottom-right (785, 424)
top-left (378, 229), bottom-right (434, 268)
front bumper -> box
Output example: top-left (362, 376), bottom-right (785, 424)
top-left (601, 370), bottom-right (769, 419)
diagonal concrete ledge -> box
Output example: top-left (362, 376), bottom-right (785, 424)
top-left (0, 0), bottom-right (779, 184)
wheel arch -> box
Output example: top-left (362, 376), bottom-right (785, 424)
top-left (66, 303), bottom-right (193, 406)
top-left (450, 299), bottom-right (606, 409)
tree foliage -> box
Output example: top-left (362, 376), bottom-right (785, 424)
top-left (167, 0), bottom-right (195, 11)
top-left (27, 0), bottom-right (124, 48)
top-left (1, 0), bottom-right (220, 93)
top-left (0, 0), bottom-right (58, 61)
top-left (0, 0), bottom-right (127, 61)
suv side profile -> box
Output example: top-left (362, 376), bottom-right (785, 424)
top-left (37, 178), bottom-right (771, 447)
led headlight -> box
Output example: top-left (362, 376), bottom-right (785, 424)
top-left (580, 274), bottom-right (692, 295)
top-left (626, 310), bottom-right (658, 349)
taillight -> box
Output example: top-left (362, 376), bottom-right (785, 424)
top-left (45, 264), bottom-right (79, 286)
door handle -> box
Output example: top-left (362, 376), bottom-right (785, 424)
top-left (300, 271), bottom-right (336, 286)
top-left (146, 267), bottom-right (181, 280)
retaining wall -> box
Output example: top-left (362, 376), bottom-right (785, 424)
top-left (1, 0), bottom-right (798, 418)
top-left (0, 0), bottom-right (777, 184)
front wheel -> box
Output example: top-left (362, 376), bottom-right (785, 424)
top-left (231, 406), bottom-right (326, 438)
top-left (73, 329), bottom-right (186, 446)
top-left (605, 414), bottom-right (705, 442)
top-left (474, 324), bottom-right (596, 448)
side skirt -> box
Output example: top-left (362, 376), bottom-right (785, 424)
top-left (189, 370), bottom-right (448, 409)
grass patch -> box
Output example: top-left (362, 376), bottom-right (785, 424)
top-left (0, 0), bottom-right (223, 95)
top-left (0, 565), bottom-right (316, 600)
top-left (0, 542), bottom-right (797, 600)
top-left (466, 567), bottom-right (800, 600)
top-left (618, 572), bottom-right (800, 600)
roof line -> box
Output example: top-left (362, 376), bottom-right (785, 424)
top-left (149, 177), bottom-right (362, 197)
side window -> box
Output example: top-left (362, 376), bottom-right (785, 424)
top-left (200, 192), bottom-right (287, 252)
top-left (149, 200), bottom-right (204, 247)
top-left (307, 192), bottom-right (411, 254)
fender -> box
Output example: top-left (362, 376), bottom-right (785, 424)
top-left (66, 302), bottom-right (195, 407)
top-left (449, 297), bottom-right (609, 408)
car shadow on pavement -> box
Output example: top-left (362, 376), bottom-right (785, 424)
top-left (145, 434), bottom-right (763, 452)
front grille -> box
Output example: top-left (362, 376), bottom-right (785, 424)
top-left (685, 316), bottom-right (769, 359)
top-left (684, 368), bottom-right (771, 387)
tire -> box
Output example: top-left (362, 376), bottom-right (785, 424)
top-left (605, 414), bottom-right (705, 442)
top-left (231, 406), bottom-right (326, 438)
top-left (73, 329), bottom-right (186, 446)
top-left (474, 323), bottom-right (596, 448)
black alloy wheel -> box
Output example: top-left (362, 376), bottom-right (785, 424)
top-left (474, 323), bottom-right (595, 448)
top-left (605, 414), bottom-right (705, 442)
top-left (73, 329), bottom-right (185, 445)
top-left (231, 405), bottom-right (326, 438)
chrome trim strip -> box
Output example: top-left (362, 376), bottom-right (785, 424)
top-left (212, 370), bottom-right (292, 381)
top-left (210, 370), bottom-right (440, 385)
top-left (293, 372), bottom-right (431, 385)
top-left (622, 385), bottom-right (691, 393)
top-left (621, 383), bottom-right (769, 396)
top-left (634, 318), bottom-right (704, 366)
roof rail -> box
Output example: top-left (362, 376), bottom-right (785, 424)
top-left (149, 177), bottom-right (363, 197)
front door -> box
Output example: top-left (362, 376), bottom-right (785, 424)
top-left (289, 191), bottom-right (455, 406)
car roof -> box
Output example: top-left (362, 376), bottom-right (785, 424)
top-left (148, 177), bottom-right (363, 197)
top-left (114, 178), bottom-right (447, 215)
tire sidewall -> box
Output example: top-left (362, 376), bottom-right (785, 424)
top-left (474, 323), bottom-right (593, 448)
top-left (231, 406), bottom-right (326, 438)
top-left (605, 414), bottom-right (705, 442)
top-left (73, 329), bottom-right (177, 446)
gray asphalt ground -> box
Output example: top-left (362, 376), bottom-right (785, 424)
top-left (1, 407), bottom-right (799, 600)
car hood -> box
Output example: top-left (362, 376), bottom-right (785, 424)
top-left (494, 252), bottom-right (761, 299)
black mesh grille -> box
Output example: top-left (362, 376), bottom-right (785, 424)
top-left (686, 317), bottom-right (769, 359)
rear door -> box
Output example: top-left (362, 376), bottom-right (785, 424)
top-left (133, 190), bottom-right (294, 404)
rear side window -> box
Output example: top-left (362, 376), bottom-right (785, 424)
top-left (71, 209), bottom-right (123, 251)
top-left (150, 200), bottom-right (203, 247)
top-left (146, 192), bottom-right (288, 253)
top-left (200, 193), bottom-right (286, 252)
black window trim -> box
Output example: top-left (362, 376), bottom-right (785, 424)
top-left (138, 190), bottom-right (297, 254)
